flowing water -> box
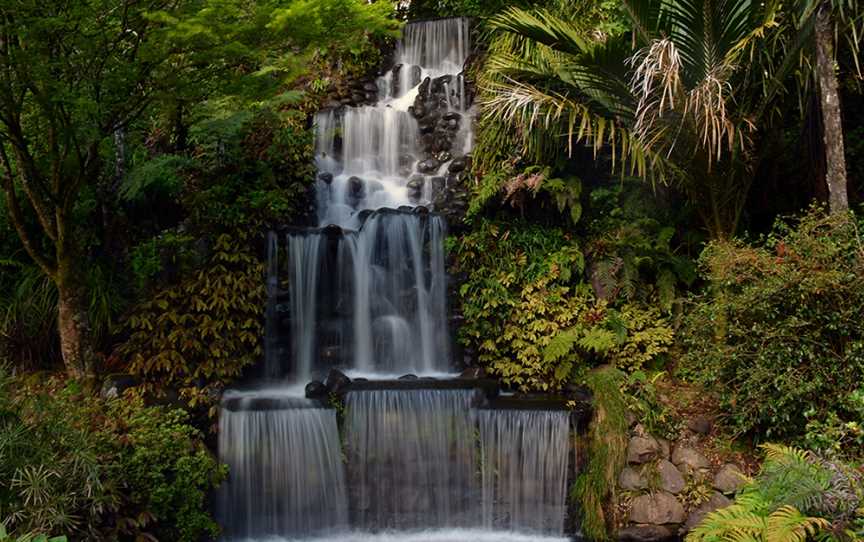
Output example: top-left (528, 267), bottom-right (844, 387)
top-left (477, 410), bottom-right (572, 534)
top-left (344, 390), bottom-right (478, 530)
top-left (218, 393), bottom-right (348, 539)
top-left (219, 18), bottom-right (575, 542)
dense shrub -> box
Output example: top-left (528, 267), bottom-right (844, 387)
top-left (0, 373), bottom-right (224, 541)
top-left (451, 220), bottom-right (674, 390)
top-left (120, 233), bottom-right (264, 408)
top-left (679, 209), bottom-right (864, 442)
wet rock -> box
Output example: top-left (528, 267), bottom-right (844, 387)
top-left (459, 367), bottom-right (486, 379)
top-left (318, 172), bottom-right (334, 184)
top-left (305, 380), bottom-right (328, 399)
top-left (325, 369), bottom-right (351, 395)
top-left (619, 467), bottom-right (646, 490)
top-left (629, 492), bottom-right (685, 525)
top-left (449, 156), bottom-right (470, 174)
top-left (363, 82), bottom-right (378, 93)
top-left (628, 435), bottom-right (661, 464)
top-left (683, 492), bottom-right (732, 532)
top-left (658, 459), bottom-right (686, 494)
top-left (436, 151), bottom-right (453, 163)
top-left (431, 74), bottom-right (453, 92)
top-left (101, 374), bottom-right (139, 399)
top-left (618, 525), bottom-right (675, 542)
top-left (431, 176), bottom-right (446, 192)
top-left (713, 464), bottom-right (746, 494)
top-left (443, 111), bottom-right (462, 122)
top-left (688, 415), bottom-right (714, 435)
top-left (348, 176), bottom-right (365, 196)
top-left (672, 446), bottom-right (710, 475)
top-left (399, 374), bottom-right (418, 380)
top-left (407, 175), bottom-right (425, 190)
top-left (419, 133), bottom-right (435, 151)
top-left (418, 158), bottom-right (441, 174)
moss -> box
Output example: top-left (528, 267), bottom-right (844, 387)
top-left (572, 366), bottom-right (629, 540)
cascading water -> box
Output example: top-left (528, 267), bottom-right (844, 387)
top-left (219, 18), bottom-right (575, 542)
top-left (477, 410), bottom-right (572, 535)
top-left (218, 393), bottom-right (348, 539)
top-left (344, 390), bottom-right (478, 529)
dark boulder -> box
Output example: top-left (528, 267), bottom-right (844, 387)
top-left (449, 156), bottom-right (470, 174)
top-left (417, 159), bottom-right (441, 174)
top-left (348, 176), bottom-right (365, 196)
top-left (325, 369), bottom-right (352, 395)
top-left (305, 380), bottom-right (328, 399)
top-left (407, 176), bottom-right (425, 191)
top-left (318, 172), bottom-right (334, 184)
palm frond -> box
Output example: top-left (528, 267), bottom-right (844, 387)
top-left (488, 7), bottom-right (592, 57)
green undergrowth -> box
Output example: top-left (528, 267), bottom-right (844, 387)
top-left (572, 366), bottom-right (629, 540)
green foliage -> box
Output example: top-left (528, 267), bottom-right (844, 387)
top-left (478, 0), bottom-right (817, 237)
top-left (453, 219), bottom-right (675, 390)
top-left (0, 266), bottom-right (59, 370)
top-left (102, 401), bottom-right (227, 542)
top-left (803, 387), bottom-right (864, 458)
top-left (451, 220), bottom-right (587, 390)
top-left (586, 183), bottom-right (698, 312)
top-left (572, 366), bottom-right (629, 541)
top-left (623, 370), bottom-right (683, 439)
top-left (688, 444), bottom-right (864, 542)
top-left (121, 233), bottom-right (264, 407)
top-left (0, 525), bottom-right (65, 542)
top-left (121, 155), bottom-right (194, 203)
top-left (679, 209), bottom-right (864, 442)
top-left (183, 107), bottom-right (316, 230)
top-left (0, 372), bottom-right (223, 541)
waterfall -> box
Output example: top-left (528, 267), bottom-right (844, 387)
top-left (477, 410), bottom-right (572, 535)
top-left (217, 395), bottom-right (348, 539)
top-left (344, 390), bottom-right (479, 529)
top-left (219, 18), bottom-right (576, 542)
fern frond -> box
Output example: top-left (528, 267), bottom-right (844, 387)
top-left (765, 505), bottom-right (829, 542)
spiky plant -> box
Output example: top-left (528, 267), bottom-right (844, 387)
top-left (687, 444), bottom-right (864, 542)
top-left (481, 0), bottom-right (817, 238)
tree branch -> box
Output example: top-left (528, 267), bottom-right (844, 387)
top-left (0, 143), bottom-right (57, 279)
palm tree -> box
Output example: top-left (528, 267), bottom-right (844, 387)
top-left (481, 0), bottom-right (815, 238)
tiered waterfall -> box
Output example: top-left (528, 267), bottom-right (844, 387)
top-left (218, 18), bottom-right (576, 542)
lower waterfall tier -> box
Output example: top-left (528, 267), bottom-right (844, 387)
top-left (218, 388), bottom-right (574, 540)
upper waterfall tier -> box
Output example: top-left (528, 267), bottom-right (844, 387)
top-left (314, 18), bottom-right (473, 228)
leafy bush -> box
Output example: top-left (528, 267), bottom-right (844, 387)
top-left (450, 220), bottom-right (587, 390)
top-left (688, 444), bottom-right (864, 542)
top-left (679, 209), bottom-right (864, 441)
top-left (121, 233), bottom-right (264, 408)
top-left (452, 220), bottom-right (675, 390)
top-left (0, 373), bottom-right (224, 541)
top-left (585, 183), bottom-right (698, 312)
top-left (184, 107), bottom-right (316, 230)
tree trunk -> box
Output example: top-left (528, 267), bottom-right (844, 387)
top-left (815, 6), bottom-right (849, 214)
top-left (56, 268), bottom-right (97, 379)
